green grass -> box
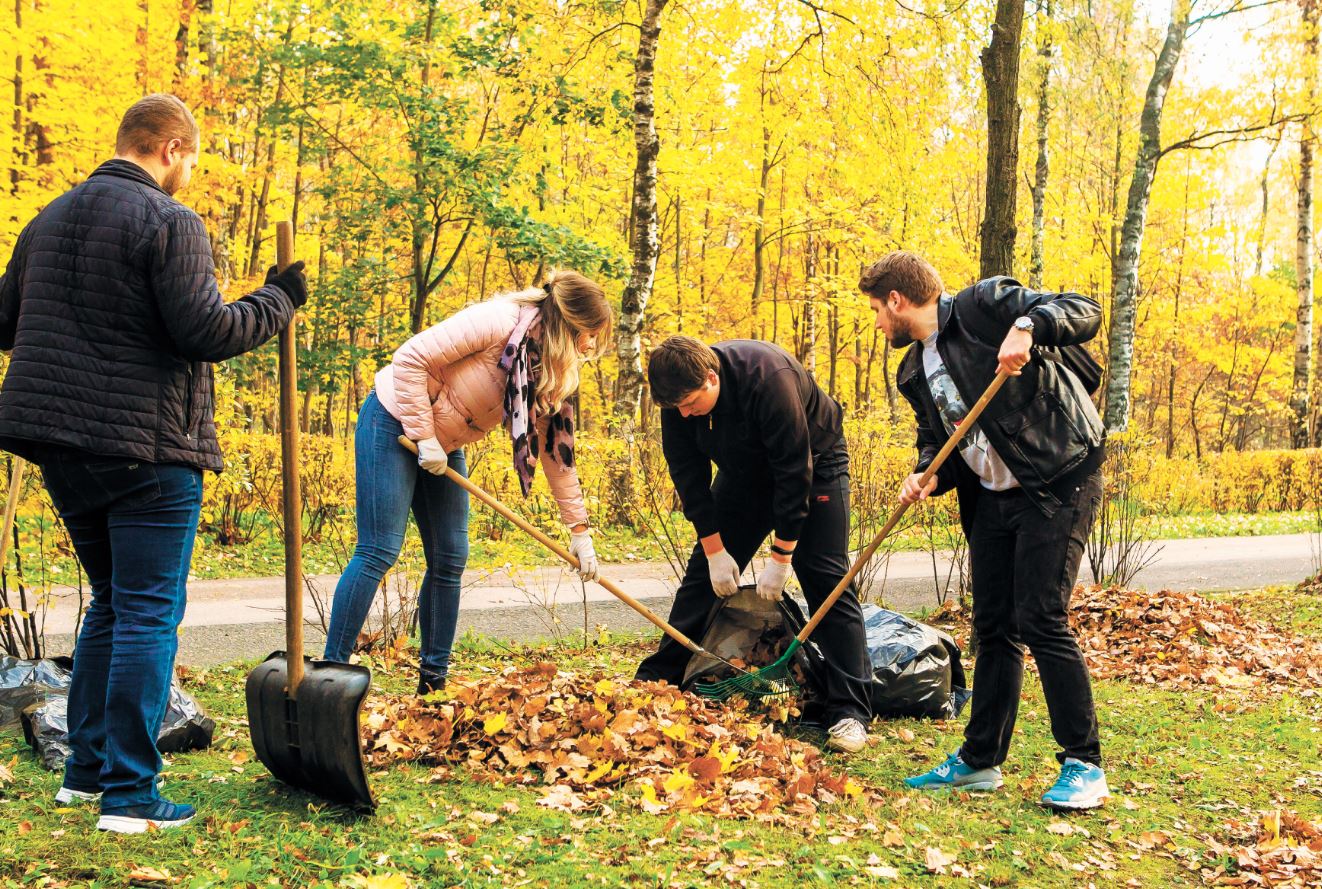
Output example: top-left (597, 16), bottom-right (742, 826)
top-left (3, 597), bottom-right (1321, 888)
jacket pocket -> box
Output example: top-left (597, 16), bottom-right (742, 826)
top-left (994, 390), bottom-right (1088, 485)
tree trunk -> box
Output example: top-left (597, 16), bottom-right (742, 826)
top-left (1028, 0), bottom-right (1052, 289)
top-left (1292, 0), bottom-right (1318, 448)
top-left (11, 0), bottom-right (23, 193)
top-left (978, 0), bottom-right (1026, 279)
top-left (1102, 0), bottom-right (1191, 433)
top-left (174, 0), bottom-right (195, 87)
top-left (613, 0), bottom-right (669, 423)
top-left (409, 2), bottom-right (438, 334)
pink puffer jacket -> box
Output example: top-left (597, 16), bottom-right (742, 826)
top-left (374, 298), bottom-right (589, 527)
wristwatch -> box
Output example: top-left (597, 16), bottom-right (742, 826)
top-left (1013, 316), bottom-right (1035, 334)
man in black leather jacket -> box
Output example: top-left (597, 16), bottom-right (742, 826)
top-left (860, 250), bottom-right (1109, 810)
top-left (0, 94), bottom-right (306, 833)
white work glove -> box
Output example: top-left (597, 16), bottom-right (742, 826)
top-left (706, 548), bottom-right (741, 598)
top-left (568, 530), bottom-right (599, 582)
top-left (416, 438), bottom-right (448, 475)
top-left (756, 557), bottom-right (793, 602)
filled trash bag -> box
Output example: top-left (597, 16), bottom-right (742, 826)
top-left (0, 655), bottom-right (72, 729)
top-left (679, 587), bottom-right (830, 703)
top-left (0, 656), bottom-right (215, 770)
top-left (862, 605), bottom-right (971, 719)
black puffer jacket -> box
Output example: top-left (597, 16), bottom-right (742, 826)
top-left (0, 159), bottom-right (295, 471)
top-left (896, 277), bottom-right (1105, 520)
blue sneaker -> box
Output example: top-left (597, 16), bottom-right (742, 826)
top-left (1041, 758), bottom-right (1109, 810)
top-left (903, 751), bottom-right (1003, 792)
top-left (97, 798), bottom-right (196, 833)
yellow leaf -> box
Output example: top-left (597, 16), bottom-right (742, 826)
top-left (593, 679), bottom-right (615, 695)
top-left (638, 781), bottom-right (668, 814)
top-left (843, 778), bottom-right (863, 798)
top-left (661, 723), bottom-right (687, 742)
top-left (663, 770), bottom-right (695, 795)
top-left (707, 740), bottom-right (739, 772)
top-left (483, 712), bottom-right (508, 735)
top-left (350, 874), bottom-right (411, 889)
top-left (583, 761), bottom-right (612, 784)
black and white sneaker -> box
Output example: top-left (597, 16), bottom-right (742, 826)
top-left (97, 799), bottom-right (196, 833)
top-left (55, 785), bottom-right (101, 804)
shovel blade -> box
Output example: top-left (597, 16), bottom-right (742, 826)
top-left (245, 652), bottom-right (375, 811)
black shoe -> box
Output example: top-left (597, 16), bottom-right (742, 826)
top-left (417, 671), bottom-right (447, 696)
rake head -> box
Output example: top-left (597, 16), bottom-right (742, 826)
top-left (693, 641), bottom-right (802, 702)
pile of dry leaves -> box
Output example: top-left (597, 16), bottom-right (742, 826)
top-left (361, 662), bottom-right (868, 819)
top-left (1070, 587), bottom-right (1322, 693)
top-left (1206, 810), bottom-right (1322, 886)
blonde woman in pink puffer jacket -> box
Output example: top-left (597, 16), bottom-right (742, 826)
top-left (323, 270), bottom-right (613, 693)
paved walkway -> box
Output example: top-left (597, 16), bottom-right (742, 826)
top-left (33, 533), bottom-right (1320, 667)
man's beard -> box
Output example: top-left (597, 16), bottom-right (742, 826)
top-left (886, 306), bottom-right (916, 348)
top-left (162, 164), bottom-right (186, 196)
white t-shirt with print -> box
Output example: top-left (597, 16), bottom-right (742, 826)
top-left (920, 331), bottom-right (1019, 491)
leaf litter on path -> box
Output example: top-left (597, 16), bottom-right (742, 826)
top-left (361, 661), bottom-right (872, 820)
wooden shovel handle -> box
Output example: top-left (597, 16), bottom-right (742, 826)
top-left (795, 369), bottom-right (1011, 644)
top-left (396, 436), bottom-right (708, 656)
top-left (276, 222), bottom-right (304, 691)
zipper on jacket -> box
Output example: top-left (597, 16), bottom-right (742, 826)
top-left (184, 365), bottom-right (194, 440)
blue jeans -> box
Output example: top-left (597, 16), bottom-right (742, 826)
top-left (323, 391), bottom-right (470, 682)
top-left (39, 453), bottom-right (203, 808)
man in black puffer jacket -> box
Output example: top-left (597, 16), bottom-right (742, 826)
top-left (0, 94), bottom-right (306, 833)
top-left (859, 251), bottom-right (1110, 812)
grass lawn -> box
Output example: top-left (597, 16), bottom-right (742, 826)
top-left (2, 590), bottom-right (1321, 888)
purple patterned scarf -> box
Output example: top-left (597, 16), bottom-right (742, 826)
top-left (501, 303), bottom-right (576, 497)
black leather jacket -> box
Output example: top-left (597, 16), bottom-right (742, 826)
top-left (896, 277), bottom-right (1105, 520)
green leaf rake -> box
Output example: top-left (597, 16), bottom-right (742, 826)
top-left (695, 370), bottom-right (1010, 702)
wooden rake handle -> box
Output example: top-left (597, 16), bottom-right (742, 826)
top-left (0, 457), bottom-right (26, 579)
top-left (396, 436), bottom-right (709, 657)
top-left (795, 369), bottom-right (1011, 644)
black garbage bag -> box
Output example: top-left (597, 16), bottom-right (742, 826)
top-left (862, 604), bottom-right (971, 719)
top-left (0, 655), bottom-right (73, 729)
top-left (678, 587), bottom-right (830, 718)
top-left (0, 657), bottom-right (215, 771)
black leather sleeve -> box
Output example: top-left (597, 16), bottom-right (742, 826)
top-left (972, 276), bottom-right (1102, 347)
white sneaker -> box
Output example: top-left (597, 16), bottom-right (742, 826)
top-left (826, 717), bottom-right (869, 753)
top-left (55, 786), bottom-right (100, 804)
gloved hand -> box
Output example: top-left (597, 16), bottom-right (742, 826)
top-left (568, 530), bottom-right (599, 581)
top-left (415, 438), bottom-right (448, 475)
top-left (706, 548), bottom-right (741, 598)
top-left (756, 557), bottom-right (793, 602)
top-left (265, 260), bottom-right (308, 307)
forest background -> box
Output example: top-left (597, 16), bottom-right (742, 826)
top-left (1, 0), bottom-right (1319, 606)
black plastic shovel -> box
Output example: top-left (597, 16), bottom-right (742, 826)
top-left (244, 222), bottom-right (375, 812)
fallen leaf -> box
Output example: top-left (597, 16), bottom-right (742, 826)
top-left (925, 846), bottom-right (956, 874)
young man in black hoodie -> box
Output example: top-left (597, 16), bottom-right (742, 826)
top-left (0, 94), bottom-right (306, 832)
top-left (635, 336), bottom-right (872, 753)
top-left (861, 250), bottom-right (1108, 810)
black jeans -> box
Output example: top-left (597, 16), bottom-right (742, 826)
top-left (959, 469), bottom-right (1103, 769)
top-left (635, 469), bottom-right (872, 724)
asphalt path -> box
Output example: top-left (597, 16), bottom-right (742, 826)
top-left (34, 532), bottom-right (1320, 667)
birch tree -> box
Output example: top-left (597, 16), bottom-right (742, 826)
top-left (614, 0), bottom-right (669, 422)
